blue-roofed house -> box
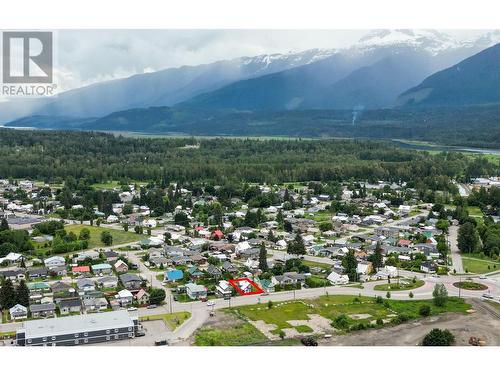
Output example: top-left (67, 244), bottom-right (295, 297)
top-left (165, 269), bottom-right (184, 282)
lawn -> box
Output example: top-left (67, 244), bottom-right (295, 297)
top-left (195, 322), bottom-right (267, 346)
top-left (65, 224), bottom-right (147, 249)
top-left (374, 279), bottom-right (425, 291)
top-left (302, 260), bottom-right (332, 270)
top-left (461, 255), bottom-right (500, 274)
top-left (466, 206), bottom-right (483, 217)
top-left (232, 295), bottom-right (470, 332)
top-left (139, 312), bottom-right (191, 329)
top-left (452, 281), bottom-right (488, 290)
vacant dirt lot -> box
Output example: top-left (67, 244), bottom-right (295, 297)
top-left (320, 300), bottom-right (500, 346)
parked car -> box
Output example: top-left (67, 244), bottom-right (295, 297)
top-left (206, 300), bottom-right (215, 306)
top-left (127, 307), bottom-right (138, 311)
top-left (154, 340), bottom-right (168, 346)
top-left (147, 304), bottom-right (157, 309)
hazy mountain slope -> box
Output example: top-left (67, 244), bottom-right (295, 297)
top-left (0, 50), bottom-right (335, 123)
top-left (396, 43), bottom-right (500, 107)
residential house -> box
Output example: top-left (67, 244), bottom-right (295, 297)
top-left (83, 297), bottom-right (109, 312)
top-left (28, 267), bottom-right (48, 279)
top-left (222, 261), bottom-right (238, 274)
top-left (259, 279), bottom-right (275, 293)
top-left (357, 261), bottom-right (373, 275)
top-left (98, 276), bottom-right (119, 289)
top-left (30, 302), bottom-right (56, 318)
top-left (58, 298), bottom-right (82, 315)
top-left (51, 281), bottom-right (72, 295)
top-left (115, 289), bottom-right (133, 306)
top-left (135, 289), bottom-right (150, 305)
top-left (113, 259), bottom-right (129, 273)
top-left (71, 265), bottom-right (91, 275)
top-left (0, 269), bottom-right (26, 282)
top-left (165, 269), bottom-right (184, 283)
top-left (149, 256), bottom-right (170, 268)
top-left (76, 278), bottom-right (95, 293)
top-left (104, 250), bottom-right (119, 263)
top-left (44, 256), bottom-right (65, 268)
top-left (185, 283), bottom-right (207, 300)
top-left (75, 250), bottom-right (100, 262)
top-left (327, 270), bottom-right (349, 285)
top-left (215, 280), bottom-right (233, 298)
top-left (91, 263), bottom-right (113, 275)
top-left (9, 304), bottom-right (28, 320)
top-left (206, 264), bottom-right (222, 278)
top-left (119, 274), bottom-right (142, 290)
top-left (48, 265), bottom-right (67, 277)
top-left (271, 272), bottom-right (306, 286)
top-left (187, 266), bottom-right (204, 280)
top-left (421, 261), bottom-right (437, 274)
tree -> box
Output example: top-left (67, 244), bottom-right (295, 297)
top-left (422, 328), bottom-right (455, 346)
top-left (79, 228), bottom-right (90, 240)
top-left (149, 288), bottom-right (166, 305)
top-left (432, 283), bottom-right (448, 307)
top-left (15, 280), bottom-right (30, 307)
top-left (0, 218), bottom-right (9, 232)
top-left (123, 223), bottom-right (129, 232)
top-left (100, 231), bottom-right (113, 246)
top-left (342, 249), bottom-right (358, 282)
top-left (287, 232), bottom-right (306, 255)
top-left (0, 278), bottom-right (16, 309)
top-left (436, 219), bottom-right (450, 234)
top-left (457, 222), bottom-right (481, 253)
top-left (369, 242), bottom-right (384, 270)
top-left (258, 242), bottom-right (268, 272)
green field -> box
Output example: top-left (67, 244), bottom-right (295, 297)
top-left (462, 255), bottom-right (500, 274)
top-left (65, 224), bottom-right (147, 248)
top-left (139, 312), bottom-right (191, 329)
top-left (232, 295), bottom-right (470, 333)
top-left (195, 322), bottom-right (267, 346)
top-left (452, 281), bottom-right (488, 290)
top-left (374, 279), bottom-right (425, 291)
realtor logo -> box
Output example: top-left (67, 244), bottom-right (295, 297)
top-left (2, 31), bottom-right (53, 84)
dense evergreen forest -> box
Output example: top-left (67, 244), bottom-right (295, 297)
top-left (0, 129), bottom-right (498, 187)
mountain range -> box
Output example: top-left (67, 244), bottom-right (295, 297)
top-left (2, 29), bottom-right (500, 147)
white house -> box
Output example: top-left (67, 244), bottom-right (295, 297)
top-left (9, 304), bottom-right (28, 320)
top-left (44, 256), bottom-right (65, 268)
top-left (327, 270), bottom-right (349, 285)
top-left (115, 289), bottom-right (134, 306)
top-left (106, 214), bottom-right (119, 223)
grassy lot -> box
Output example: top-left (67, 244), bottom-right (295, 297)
top-left (374, 279), bottom-right (425, 291)
top-left (139, 312), bottom-right (191, 329)
top-left (232, 295), bottom-right (470, 332)
top-left (195, 322), bottom-right (267, 346)
top-left (302, 260), bottom-right (332, 270)
top-left (466, 206), bottom-right (483, 217)
top-left (65, 224), bottom-right (147, 248)
top-left (462, 255), bottom-right (500, 274)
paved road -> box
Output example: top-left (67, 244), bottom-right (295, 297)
top-left (449, 225), bottom-right (464, 274)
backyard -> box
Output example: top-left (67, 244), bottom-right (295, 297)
top-left (139, 312), bottom-right (191, 329)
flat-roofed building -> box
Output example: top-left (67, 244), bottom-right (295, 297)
top-left (16, 310), bottom-right (138, 346)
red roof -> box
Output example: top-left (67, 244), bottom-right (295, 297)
top-left (212, 230), bottom-right (224, 238)
top-left (72, 265), bottom-right (90, 273)
top-left (195, 226), bottom-right (204, 231)
top-left (398, 239), bottom-right (412, 247)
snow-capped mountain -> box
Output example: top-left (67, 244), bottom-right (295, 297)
top-left (356, 29), bottom-right (461, 54)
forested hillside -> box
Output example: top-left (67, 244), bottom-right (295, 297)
top-left (0, 129), bottom-right (497, 188)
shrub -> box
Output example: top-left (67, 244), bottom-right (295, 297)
top-left (332, 314), bottom-right (350, 330)
top-left (422, 329), bottom-right (455, 346)
top-left (409, 291), bottom-right (414, 298)
top-left (419, 305), bottom-right (431, 317)
top-left (376, 318), bottom-right (384, 326)
top-left (375, 296), bottom-right (384, 304)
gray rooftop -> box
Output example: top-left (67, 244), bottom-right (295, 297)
top-left (21, 310), bottom-right (134, 338)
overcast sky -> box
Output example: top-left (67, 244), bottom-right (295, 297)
top-left (4, 29), bottom-right (493, 94)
